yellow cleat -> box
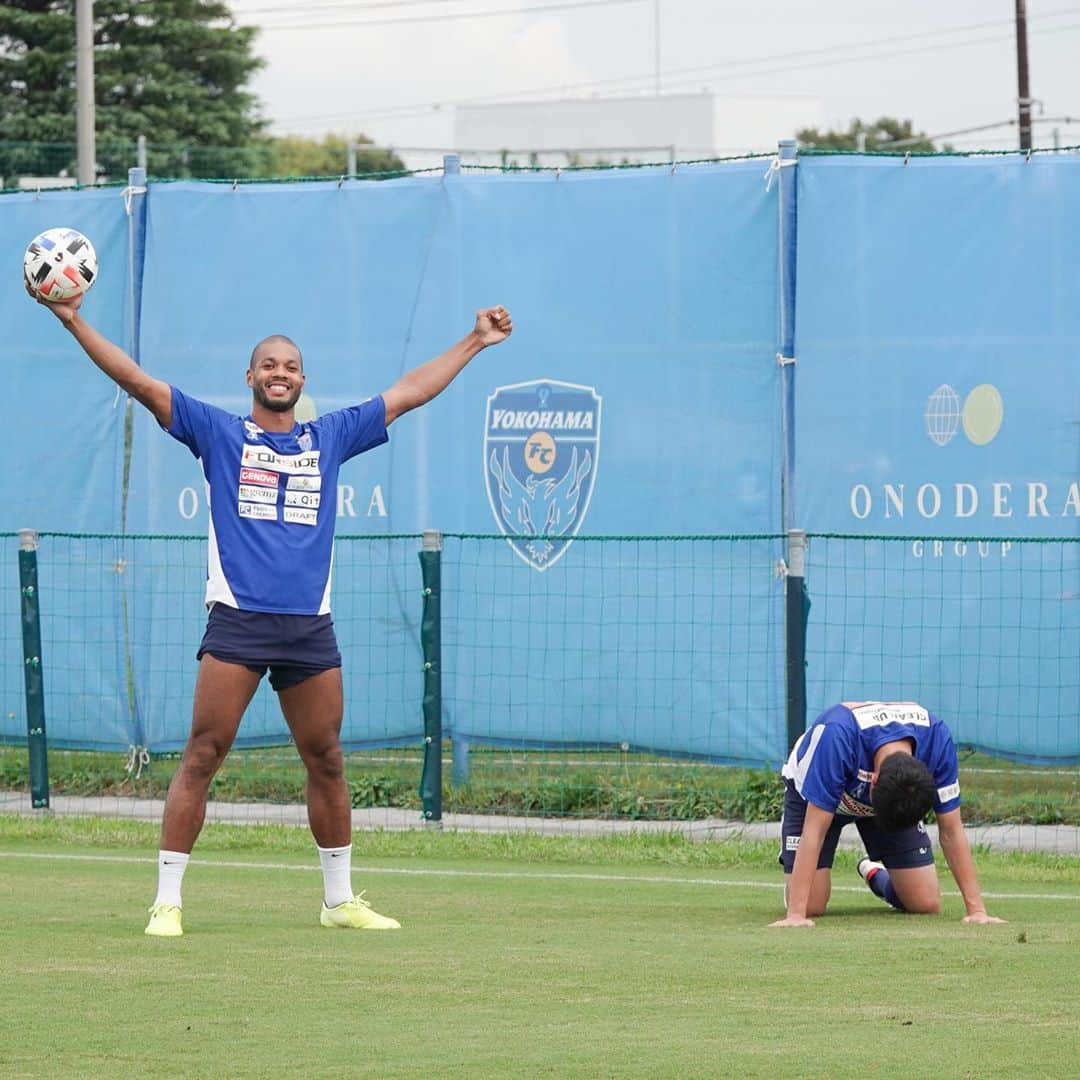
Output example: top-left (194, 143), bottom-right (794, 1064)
top-left (320, 891), bottom-right (400, 930)
top-left (145, 902), bottom-right (183, 937)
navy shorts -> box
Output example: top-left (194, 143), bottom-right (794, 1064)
top-left (778, 780), bottom-right (935, 873)
top-left (197, 603), bottom-right (342, 692)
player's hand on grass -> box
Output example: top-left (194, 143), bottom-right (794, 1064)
top-left (475, 305), bottom-right (513, 346)
top-left (962, 911), bottom-right (1008, 925)
top-left (769, 915), bottom-right (815, 928)
top-left (25, 277), bottom-right (83, 324)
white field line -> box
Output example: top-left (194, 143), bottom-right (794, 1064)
top-left (1, 850), bottom-right (1077, 902)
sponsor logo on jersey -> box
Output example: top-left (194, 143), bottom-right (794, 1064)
top-left (241, 445), bottom-right (321, 475)
top-left (240, 467), bottom-right (279, 487)
top-left (936, 781), bottom-right (960, 803)
top-left (483, 378), bottom-right (601, 572)
top-left (238, 501), bottom-right (277, 521)
top-left (287, 474), bottom-right (321, 492)
top-left (837, 791), bottom-right (875, 817)
top-left (284, 507), bottom-right (318, 527)
top-left (285, 490), bottom-right (320, 509)
top-left (243, 420), bottom-right (264, 442)
top-left (849, 702), bottom-right (930, 730)
top-left (238, 484), bottom-right (278, 505)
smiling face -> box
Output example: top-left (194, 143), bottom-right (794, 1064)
top-left (247, 335), bottom-right (305, 414)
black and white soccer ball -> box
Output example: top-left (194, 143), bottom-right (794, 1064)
top-left (23, 227), bottom-right (98, 302)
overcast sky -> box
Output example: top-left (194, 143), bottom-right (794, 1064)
top-left (228, 0), bottom-right (1079, 161)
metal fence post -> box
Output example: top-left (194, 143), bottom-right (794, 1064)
top-left (18, 529), bottom-right (49, 809)
top-left (122, 165), bottom-right (149, 749)
top-left (451, 732), bottom-right (470, 788)
top-left (418, 530), bottom-right (443, 822)
top-left (777, 138), bottom-right (798, 534)
top-left (785, 529), bottom-right (809, 751)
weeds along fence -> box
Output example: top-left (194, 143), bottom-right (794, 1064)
top-left (3, 531), bottom-right (1077, 845)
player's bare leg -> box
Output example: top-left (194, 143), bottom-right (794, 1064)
top-left (146, 656), bottom-right (260, 936)
top-left (279, 668), bottom-right (399, 929)
top-left (858, 859), bottom-right (942, 914)
top-left (881, 865), bottom-right (942, 914)
top-left (161, 655), bottom-right (261, 852)
top-left (278, 668), bottom-right (349, 847)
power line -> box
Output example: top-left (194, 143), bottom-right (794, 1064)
top-left (247, 0), bottom-right (1077, 33)
top-left (244, 0), bottom-right (649, 31)
top-left (892, 114), bottom-right (1080, 145)
top-left (272, 11), bottom-right (1080, 123)
top-left (653, 23), bottom-right (1080, 97)
top-left (269, 11), bottom-right (1080, 127)
top-left (233, 0), bottom-right (464, 13)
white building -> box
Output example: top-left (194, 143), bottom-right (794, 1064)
top-left (448, 91), bottom-right (824, 168)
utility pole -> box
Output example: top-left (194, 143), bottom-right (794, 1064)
top-left (1015, 0), bottom-right (1032, 150)
top-left (76, 0), bottom-right (96, 184)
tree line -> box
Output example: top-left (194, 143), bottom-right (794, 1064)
top-left (0, 0), bottom-right (405, 182)
top-left (1, 1), bottom-right (943, 184)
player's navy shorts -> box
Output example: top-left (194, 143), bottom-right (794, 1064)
top-left (197, 603), bottom-right (342, 692)
top-left (778, 780), bottom-right (935, 872)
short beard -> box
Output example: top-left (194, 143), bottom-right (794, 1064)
top-left (253, 385), bottom-right (301, 413)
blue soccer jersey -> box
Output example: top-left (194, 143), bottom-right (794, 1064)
top-left (165, 387), bottom-right (388, 614)
top-left (781, 701), bottom-right (961, 818)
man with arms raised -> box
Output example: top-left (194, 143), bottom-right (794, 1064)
top-left (30, 283), bottom-right (512, 937)
top-left (771, 700), bottom-right (1006, 928)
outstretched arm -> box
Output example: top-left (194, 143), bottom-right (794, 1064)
top-left (381, 306), bottom-right (513, 426)
top-left (28, 288), bottom-right (172, 428)
top-left (936, 809), bottom-right (1006, 924)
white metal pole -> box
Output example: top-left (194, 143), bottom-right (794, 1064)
top-left (76, 0), bottom-right (96, 185)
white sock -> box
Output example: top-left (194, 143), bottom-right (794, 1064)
top-left (318, 843), bottom-right (354, 908)
top-left (154, 850), bottom-right (190, 908)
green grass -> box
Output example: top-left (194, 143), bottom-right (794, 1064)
top-left (0, 816), bottom-right (1078, 1079)
top-left (3, 744), bottom-right (1078, 825)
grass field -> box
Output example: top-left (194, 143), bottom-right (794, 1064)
top-left (1, 816), bottom-right (1078, 1079)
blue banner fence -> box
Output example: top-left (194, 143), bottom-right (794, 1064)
top-left (3, 148), bottom-right (1078, 766)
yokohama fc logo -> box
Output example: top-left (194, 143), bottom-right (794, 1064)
top-left (484, 379), bottom-right (602, 571)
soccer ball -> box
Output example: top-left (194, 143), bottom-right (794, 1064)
top-left (23, 227), bottom-right (98, 302)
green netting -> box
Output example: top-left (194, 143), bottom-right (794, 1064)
top-left (6, 138), bottom-right (1080, 198)
top-left (0, 139), bottom-right (774, 195)
top-left (799, 144), bottom-right (1080, 158)
top-left (801, 534), bottom-right (1079, 829)
top-left (2, 533), bottom-right (1077, 842)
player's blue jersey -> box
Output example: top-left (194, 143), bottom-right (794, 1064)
top-left (165, 387), bottom-right (388, 614)
top-left (781, 701), bottom-right (961, 818)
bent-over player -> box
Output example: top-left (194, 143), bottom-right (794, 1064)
top-left (770, 700), bottom-right (1006, 928)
